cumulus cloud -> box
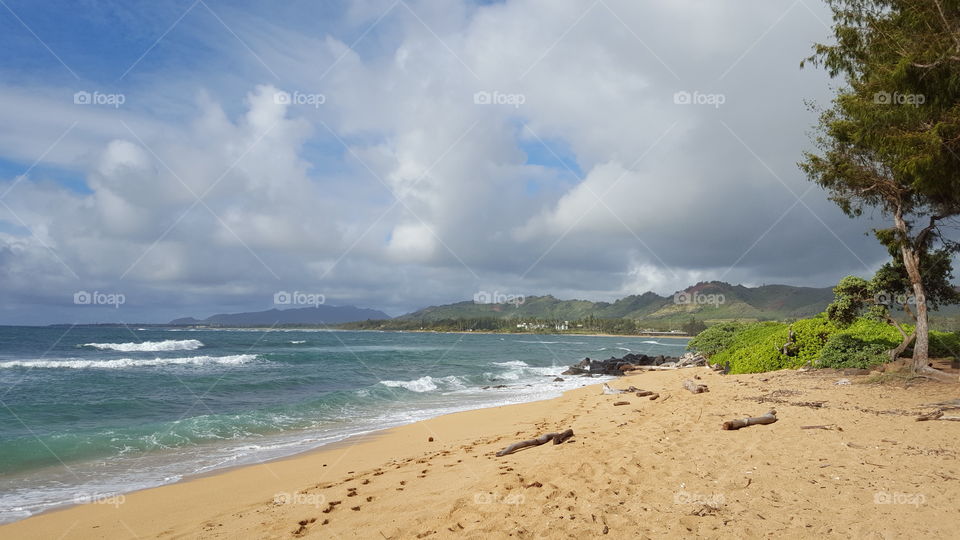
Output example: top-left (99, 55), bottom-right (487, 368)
top-left (0, 0), bottom-right (894, 323)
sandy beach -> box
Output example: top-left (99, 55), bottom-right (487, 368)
top-left (3, 367), bottom-right (957, 539)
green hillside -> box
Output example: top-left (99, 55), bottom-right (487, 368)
top-left (396, 282), bottom-right (836, 326)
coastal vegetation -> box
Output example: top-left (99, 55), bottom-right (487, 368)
top-left (688, 311), bottom-right (960, 375)
top-left (800, 0), bottom-right (960, 374)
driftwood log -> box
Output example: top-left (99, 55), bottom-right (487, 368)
top-left (722, 410), bottom-right (777, 430)
top-left (916, 409), bottom-right (960, 422)
top-left (603, 384), bottom-right (642, 395)
top-left (682, 379), bottom-right (709, 394)
top-left (495, 429), bottom-right (574, 456)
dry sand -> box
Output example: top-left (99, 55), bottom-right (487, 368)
top-left (3, 368), bottom-right (958, 539)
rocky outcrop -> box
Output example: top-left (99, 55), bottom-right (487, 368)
top-left (562, 351), bottom-right (707, 376)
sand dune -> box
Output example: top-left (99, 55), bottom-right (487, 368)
top-left (3, 368), bottom-right (958, 538)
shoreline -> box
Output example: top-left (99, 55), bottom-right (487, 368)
top-left (2, 373), bottom-right (617, 527)
top-left (4, 368), bottom-right (957, 538)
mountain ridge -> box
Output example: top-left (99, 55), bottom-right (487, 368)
top-left (169, 305), bottom-right (390, 326)
top-left (395, 281), bottom-right (836, 324)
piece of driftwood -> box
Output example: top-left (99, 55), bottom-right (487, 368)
top-left (682, 379), bottom-right (709, 394)
top-left (801, 424), bottom-right (842, 431)
top-left (603, 383), bottom-right (641, 395)
top-left (495, 429), bottom-right (574, 456)
top-left (916, 409), bottom-right (960, 422)
top-left (634, 390), bottom-right (655, 397)
top-left (625, 365), bottom-right (683, 372)
top-left (648, 393), bottom-right (660, 400)
top-left (916, 410), bottom-right (944, 421)
top-left (722, 410), bottom-right (777, 430)
top-left (613, 401), bottom-right (630, 406)
top-left (922, 399), bottom-right (960, 410)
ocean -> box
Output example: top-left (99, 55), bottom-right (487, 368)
top-left (0, 326), bottom-right (688, 523)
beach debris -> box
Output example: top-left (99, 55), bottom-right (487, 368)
top-left (682, 379), bottom-right (709, 394)
top-left (801, 424), bottom-right (842, 431)
top-left (916, 409), bottom-right (960, 421)
top-left (525, 481), bottom-right (543, 488)
top-left (722, 410), bottom-right (778, 430)
top-left (921, 399), bottom-right (960, 410)
top-left (835, 378), bottom-right (852, 385)
top-left (495, 429), bottom-right (575, 456)
top-left (648, 393), bottom-right (660, 400)
top-left (602, 383), bottom-right (643, 395)
top-left (613, 401), bottom-right (630, 406)
top-left (634, 390), bottom-right (656, 397)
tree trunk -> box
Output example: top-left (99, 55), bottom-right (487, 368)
top-left (893, 208), bottom-right (930, 372)
top-left (910, 278), bottom-right (930, 370)
top-left (889, 330), bottom-right (916, 361)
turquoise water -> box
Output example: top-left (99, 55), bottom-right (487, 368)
top-left (0, 326), bottom-right (688, 522)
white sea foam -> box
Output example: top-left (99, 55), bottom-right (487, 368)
top-left (81, 339), bottom-right (204, 352)
top-left (492, 360), bottom-right (529, 367)
top-left (289, 340), bottom-right (306, 344)
top-left (0, 355), bottom-right (257, 370)
top-left (379, 375), bottom-right (465, 393)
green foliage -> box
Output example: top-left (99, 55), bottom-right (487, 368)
top-left (929, 330), bottom-right (960, 358)
top-left (692, 314), bottom-right (917, 373)
top-left (838, 317), bottom-right (903, 347)
top-left (818, 334), bottom-right (891, 369)
top-left (826, 276), bottom-right (873, 327)
top-left (790, 316), bottom-right (838, 365)
top-left (709, 322), bottom-right (791, 374)
top-left (817, 317), bottom-right (901, 368)
top-left (686, 322), bottom-right (746, 357)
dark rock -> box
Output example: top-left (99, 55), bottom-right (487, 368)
top-left (553, 377), bottom-right (565, 382)
top-left (565, 352), bottom-right (680, 376)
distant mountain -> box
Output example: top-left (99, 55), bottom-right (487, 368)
top-left (169, 305), bottom-right (389, 326)
top-left (396, 282), bottom-right (835, 324)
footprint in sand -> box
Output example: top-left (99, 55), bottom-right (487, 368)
top-left (293, 517), bottom-right (317, 536)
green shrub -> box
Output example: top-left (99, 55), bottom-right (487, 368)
top-left (691, 314), bottom-right (946, 374)
top-left (841, 317), bottom-right (903, 347)
top-left (710, 322), bottom-right (791, 374)
top-left (788, 316), bottom-right (837, 366)
top-left (687, 322), bottom-right (746, 357)
top-left (929, 331), bottom-right (960, 358)
top-left (817, 334), bottom-right (890, 369)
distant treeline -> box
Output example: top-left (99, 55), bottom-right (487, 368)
top-left (337, 316), bottom-right (708, 335)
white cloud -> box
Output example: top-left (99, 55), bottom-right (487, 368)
top-left (0, 0), bottom-right (892, 322)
